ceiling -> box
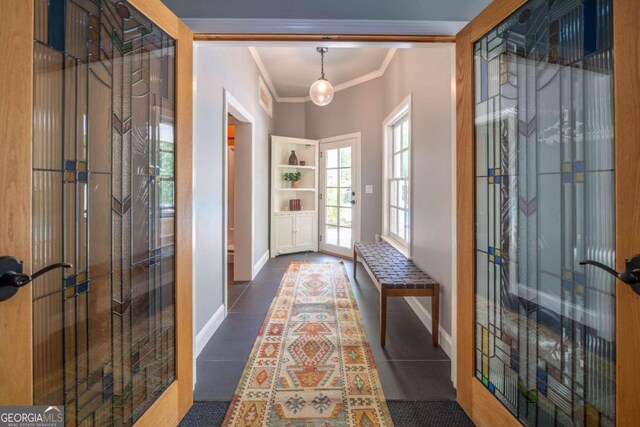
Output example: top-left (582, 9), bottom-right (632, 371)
top-left (253, 47), bottom-right (392, 100)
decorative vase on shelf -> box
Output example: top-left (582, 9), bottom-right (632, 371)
top-left (291, 180), bottom-right (298, 188)
top-left (288, 150), bottom-right (298, 165)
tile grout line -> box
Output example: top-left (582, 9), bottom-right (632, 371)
top-left (227, 285), bottom-right (251, 312)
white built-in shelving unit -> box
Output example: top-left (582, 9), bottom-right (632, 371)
top-left (270, 136), bottom-right (319, 257)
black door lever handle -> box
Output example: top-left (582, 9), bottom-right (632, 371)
top-left (579, 254), bottom-right (640, 295)
top-left (0, 256), bottom-right (72, 301)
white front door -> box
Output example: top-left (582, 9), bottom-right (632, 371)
top-left (319, 134), bottom-right (360, 257)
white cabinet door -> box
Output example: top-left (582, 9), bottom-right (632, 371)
top-left (274, 215), bottom-right (296, 255)
top-left (295, 213), bottom-right (316, 249)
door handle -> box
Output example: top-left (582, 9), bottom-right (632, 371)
top-left (579, 254), bottom-right (640, 295)
top-left (0, 256), bottom-right (72, 302)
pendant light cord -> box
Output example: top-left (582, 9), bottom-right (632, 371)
top-left (320, 49), bottom-right (325, 79)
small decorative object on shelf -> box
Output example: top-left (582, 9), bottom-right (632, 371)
top-left (288, 150), bottom-right (299, 165)
top-left (300, 160), bottom-right (306, 166)
top-left (289, 199), bottom-right (302, 211)
top-left (283, 172), bottom-right (302, 188)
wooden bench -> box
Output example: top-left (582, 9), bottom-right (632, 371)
top-left (353, 241), bottom-right (439, 348)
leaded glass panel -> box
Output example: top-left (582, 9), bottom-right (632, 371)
top-left (473, 0), bottom-right (615, 425)
top-left (32, 1), bottom-right (176, 424)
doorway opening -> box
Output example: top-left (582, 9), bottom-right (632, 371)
top-left (192, 43), bottom-right (458, 408)
top-left (223, 91), bottom-right (255, 311)
top-left (227, 119), bottom-right (236, 278)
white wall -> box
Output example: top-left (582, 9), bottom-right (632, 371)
top-left (193, 44), bottom-right (274, 336)
top-left (384, 47), bottom-right (456, 346)
top-left (274, 102), bottom-right (306, 139)
top-left (304, 78), bottom-right (385, 243)
top-left (303, 46), bottom-right (456, 341)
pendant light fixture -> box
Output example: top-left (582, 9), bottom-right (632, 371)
top-left (309, 47), bottom-right (334, 106)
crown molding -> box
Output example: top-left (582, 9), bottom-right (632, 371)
top-left (248, 47), bottom-right (398, 103)
top-left (277, 97), bottom-right (310, 103)
top-left (184, 18), bottom-right (467, 36)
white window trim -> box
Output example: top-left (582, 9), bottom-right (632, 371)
top-left (382, 94), bottom-right (412, 257)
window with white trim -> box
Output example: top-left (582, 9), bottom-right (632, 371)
top-left (389, 115), bottom-right (410, 244)
top-left (383, 95), bottom-right (411, 251)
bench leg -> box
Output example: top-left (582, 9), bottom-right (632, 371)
top-left (432, 283), bottom-right (440, 347)
top-left (380, 286), bottom-right (387, 347)
top-left (353, 247), bottom-right (357, 279)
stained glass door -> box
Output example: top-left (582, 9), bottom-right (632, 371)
top-left (456, 0), bottom-right (640, 426)
top-left (319, 135), bottom-right (360, 258)
top-left (0, 0), bottom-right (194, 424)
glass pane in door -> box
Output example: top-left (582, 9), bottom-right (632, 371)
top-left (324, 147), bottom-right (353, 248)
top-left (473, 0), bottom-right (615, 425)
top-left (32, 0), bottom-right (176, 424)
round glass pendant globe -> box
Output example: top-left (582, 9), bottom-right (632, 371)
top-left (309, 78), bottom-right (334, 106)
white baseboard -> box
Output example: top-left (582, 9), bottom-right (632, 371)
top-left (195, 304), bottom-right (225, 359)
top-left (404, 296), bottom-right (453, 361)
top-left (253, 250), bottom-right (270, 278)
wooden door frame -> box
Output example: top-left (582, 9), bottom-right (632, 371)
top-left (0, 0), bottom-right (194, 424)
top-left (455, 0), bottom-right (640, 426)
top-left (0, 0), bottom-right (35, 406)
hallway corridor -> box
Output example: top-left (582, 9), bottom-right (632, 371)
top-left (195, 252), bottom-right (456, 401)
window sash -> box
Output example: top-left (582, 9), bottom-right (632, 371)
top-left (387, 177), bottom-right (409, 245)
top-left (385, 110), bottom-right (410, 247)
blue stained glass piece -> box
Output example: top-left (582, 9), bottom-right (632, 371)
top-left (65, 160), bottom-right (76, 171)
top-left (488, 247), bottom-right (495, 255)
top-left (48, 0), bottom-right (66, 51)
top-left (562, 280), bottom-right (573, 291)
top-left (77, 172), bottom-right (88, 182)
top-left (562, 172), bottom-right (573, 183)
top-left (77, 282), bottom-right (88, 294)
top-left (488, 382), bottom-right (496, 393)
top-left (536, 367), bottom-right (548, 394)
top-left (537, 380), bottom-right (547, 395)
top-left (495, 176), bottom-right (501, 184)
top-left (574, 161), bottom-right (585, 172)
top-left (574, 273), bottom-right (586, 285)
top-left (488, 168), bottom-right (495, 176)
top-left (495, 257), bottom-right (502, 264)
top-left (64, 275), bottom-right (76, 288)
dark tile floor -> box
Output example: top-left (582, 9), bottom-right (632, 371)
top-left (194, 252), bottom-right (456, 401)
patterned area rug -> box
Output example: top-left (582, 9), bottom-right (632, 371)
top-left (222, 262), bottom-right (393, 426)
